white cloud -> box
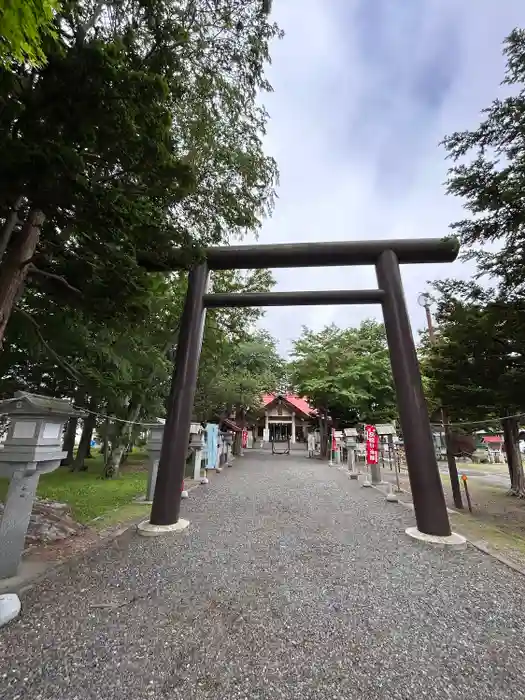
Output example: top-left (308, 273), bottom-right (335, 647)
top-left (250, 0), bottom-right (525, 355)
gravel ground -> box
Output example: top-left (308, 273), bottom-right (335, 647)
top-left (1, 452), bottom-right (524, 700)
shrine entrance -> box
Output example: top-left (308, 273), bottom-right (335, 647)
top-left (144, 237), bottom-right (459, 539)
top-left (269, 422), bottom-right (290, 442)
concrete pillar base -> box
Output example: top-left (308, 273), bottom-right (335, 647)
top-left (137, 518), bottom-right (190, 537)
top-left (386, 492), bottom-right (399, 503)
top-left (200, 477), bottom-right (209, 484)
top-left (181, 490), bottom-right (189, 499)
top-left (0, 594), bottom-right (21, 628)
top-left (361, 479), bottom-right (372, 488)
top-left (405, 527), bottom-right (467, 549)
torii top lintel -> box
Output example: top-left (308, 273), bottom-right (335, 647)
top-left (142, 237), bottom-right (459, 272)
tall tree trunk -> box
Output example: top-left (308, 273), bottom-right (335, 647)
top-left (104, 401), bottom-right (141, 478)
top-left (61, 416), bottom-right (78, 466)
top-left (319, 412), bottom-right (328, 458)
top-left (232, 407), bottom-right (246, 456)
top-left (0, 208), bottom-right (44, 345)
top-left (502, 417), bottom-right (525, 496)
top-left (101, 414), bottom-right (111, 466)
top-left (0, 196), bottom-right (23, 261)
top-left (72, 412), bottom-right (97, 472)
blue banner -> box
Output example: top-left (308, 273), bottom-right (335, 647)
top-left (205, 423), bottom-right (219, 470)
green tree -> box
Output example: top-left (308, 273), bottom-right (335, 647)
top-left (0, 0), bottom-right (280, 343)
top-left (203, 331), bottom-right (284, 417)
top-left (442, 28), bottom-right (525, 295)
top-left (0, 0), bottom-right (60, 69)
top-left (0, 266), bottom-right (279, 475)
top-left (422, 280), bottom-right (525, 494)
top-left (194, 268), bottom-right (285, 422)
top-left (199, 326), bottom-right (284, 456)
top-left (290, 320), bottom-right (396, 456)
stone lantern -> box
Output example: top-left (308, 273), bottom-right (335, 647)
top-left (189, 423), bottom-right (207, 483)
top-left (143, 422), bottom-right (165, 503)
top-left (333, 430), bottom-right (344, 466)
top-left (0, 392), bottom-right (83, 580)
top-left (343, 428), bottom-right (359, 478)
top-left (221, 431), bottom-right (234, 467)
top-left (222, 431), bottom-right (233, 446)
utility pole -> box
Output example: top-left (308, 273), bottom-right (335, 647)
top-left (418, 293), bottom-right (463, 509)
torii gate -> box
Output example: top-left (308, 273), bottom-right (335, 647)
top-left (141, 238), bottom-right (460, 544)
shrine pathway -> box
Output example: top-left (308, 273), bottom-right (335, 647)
top-left (1, 451), bottom-right (525, 700)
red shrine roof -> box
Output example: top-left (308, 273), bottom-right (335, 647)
top-left (262, 393), bottom-right (313, 416)
top-left (482, 435), bottom-right (503, 444)
top-left (221, 417), bottom-right (242, 433)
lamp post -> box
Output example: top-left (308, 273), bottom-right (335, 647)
top-left (418, 293), bottom-right (463, 509)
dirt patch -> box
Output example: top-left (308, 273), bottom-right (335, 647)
top-left (0, 498), bottom-right (87, 549)
top-left (23, 527), bottom-right (105, 564)
top-left (120, 460), bottom-right (148, 474)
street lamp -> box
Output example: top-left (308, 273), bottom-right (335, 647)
top-left (418, 291), bottom-right (463, 509)
top-left (418, 293), bottom-right (436, 343)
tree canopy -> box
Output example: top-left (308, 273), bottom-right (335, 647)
top-left (436, 27), bottom-right (525, 424)
top-left (421, 281), bottom-right (525, 424)
top-left (0, 0), bottom-right (281, 342)
top-left (196, 326), bottom-right (286, 423)
top-left (443, 28), bottom-right (525, 296)
top-left (289, 320), bottom-right (397, 428)
top-left (0, 0), bottom-right (60, 69)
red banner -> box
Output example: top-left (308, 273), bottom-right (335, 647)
top-left (242, 430), bottom-right (248, 449)
top-left (365, 425), bottom-right (379, 465)
top-left (331, 429), bottom-right (337, 450)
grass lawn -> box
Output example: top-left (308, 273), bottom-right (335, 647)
top-left (0, 450), bottom-right (148, 525)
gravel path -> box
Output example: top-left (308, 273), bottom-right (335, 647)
top-left (1, 452), bottom-right (524, 699)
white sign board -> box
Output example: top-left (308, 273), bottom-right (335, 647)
top-left (375, 424), bottom-right (396, 436)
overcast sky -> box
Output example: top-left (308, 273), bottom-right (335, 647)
top-left (246, 0), bottom-right (524, 356)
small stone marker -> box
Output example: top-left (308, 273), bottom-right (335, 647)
top-left (0, 593), bottom-right (21, 627)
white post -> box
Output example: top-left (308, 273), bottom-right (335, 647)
top-left (263, 411), bottom-right (269, 446)
top-left (193, 446), bottom-right (203, 481)
top-left (216, 437), bottom-right (223, 472)
top-left (291, 412), bottom-right (296, 444)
